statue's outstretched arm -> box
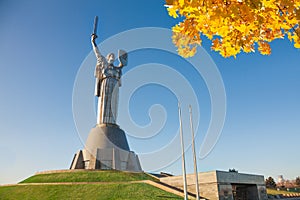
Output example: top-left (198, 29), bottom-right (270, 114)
top-left (91, 34), bottom-right (102, 60)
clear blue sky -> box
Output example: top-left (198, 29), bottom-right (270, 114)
top-left (0, 0), bottom-right (299, 184)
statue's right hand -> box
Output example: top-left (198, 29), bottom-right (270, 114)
top-left (91, 34), bottom-right (98, 41)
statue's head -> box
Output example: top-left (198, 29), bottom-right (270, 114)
top-left (106, 53), bottom-right (115, 65)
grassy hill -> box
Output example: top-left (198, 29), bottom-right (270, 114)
top-left (0, 170), bottom-right (181, 200)
top-left (0, 183), bottom-right (181, 200)
top-left (20, 170), bottom-right (157, 183)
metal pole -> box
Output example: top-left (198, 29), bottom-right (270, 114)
top-left (178, 101), bottom-right (188, 200)
top-left (189, 105), bottom-right (200, 200)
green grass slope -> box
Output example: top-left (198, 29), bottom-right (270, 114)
top-left (0, 170), bottom-right (181, 200)
top-left (20, 170), bottom-right (157, 183)
top-left (0, 183), bottom-right (181, 200)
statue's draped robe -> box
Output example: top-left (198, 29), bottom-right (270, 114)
top-left (93, 45), bottom-right (121, 124)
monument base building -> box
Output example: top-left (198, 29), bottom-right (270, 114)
top-left (160, 170), bottom-right (268, 200)
top-left (70, 124), bottom-right (142, 172)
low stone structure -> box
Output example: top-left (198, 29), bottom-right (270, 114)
top-left (160, 170), bottom-right (268, 200)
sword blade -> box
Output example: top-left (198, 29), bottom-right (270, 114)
top-left (93, 16), bottom-right (98, 35)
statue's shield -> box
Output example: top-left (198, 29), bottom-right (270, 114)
top-left (118, 49), bottom-right (128, 66)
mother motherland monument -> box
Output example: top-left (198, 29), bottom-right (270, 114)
top-left (70, 16), bottom-right (142, 172)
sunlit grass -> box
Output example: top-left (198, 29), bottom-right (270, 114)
top-left (0, 183), bottom-right (181, 200)
top-left (20, 170), bottom-right (157, 183)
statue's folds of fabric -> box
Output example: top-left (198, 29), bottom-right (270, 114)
top-left (92, 40), bottom-right (122, 125)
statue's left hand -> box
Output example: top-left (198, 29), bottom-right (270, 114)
top-left (118, 50), bottom-right (128, 67)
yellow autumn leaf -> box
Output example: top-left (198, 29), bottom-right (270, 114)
top-left (179, 0), bottom-right (184, 7)
top-left (258, 41), bottom-right (271, 55)
top-left (294, 42), bottom-right (300, 48)
top-left (294, 36), bottom-right (300, 48)
top-left (167, 7), bottom-right (178, 18)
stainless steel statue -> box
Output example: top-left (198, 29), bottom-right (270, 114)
top-left (70, 17), bottom-right (141, 172)
top-left (91, 19), bottom-right (127, 125)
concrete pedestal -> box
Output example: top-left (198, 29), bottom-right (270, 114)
top-left (70, 124), bottom-right (142, 172)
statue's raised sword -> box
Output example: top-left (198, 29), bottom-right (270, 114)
top-left (92, 16), bottom-right (98, 37)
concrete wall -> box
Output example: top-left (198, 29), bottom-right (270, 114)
top-left (216, 171), bottom-right (265, 185)
top-left (96, 148), bottom-right (142, 172)
top-left (70, 147), bottom-right (142, 172)
top-left (160, 171), bottom-right (268, 200)
top-left (218, 184), bottom-right (234, 200)
top-left (257, 184), bottom-right (268, 200)
top-left (70, 150), bottom-right (84, 169)
top-left (216, 171), bottom-right (267, 200)
top-left (160, 171), bottom-right (220, 200)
